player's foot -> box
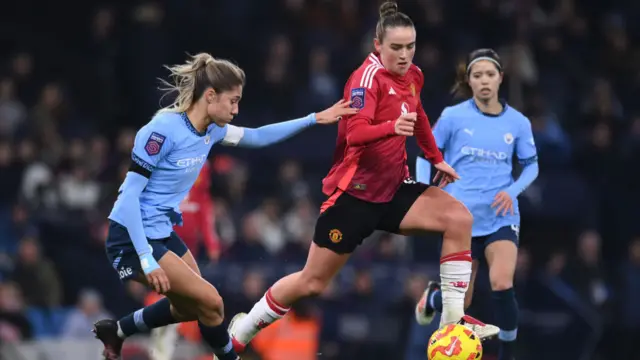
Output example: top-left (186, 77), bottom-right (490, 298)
top-left (212, 313), bottom-right (247, 360)
top-left (92, 319), bottom-right (124, 360)
top-left (457, 315), bottom-right (500, 341)
top-left (229, 312), bottom-right (247, 353)
top-left (415, 280), bottom-right (440, 325)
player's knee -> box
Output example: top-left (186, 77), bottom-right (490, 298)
top-left (299, 273), bottom-right (330, 298)
top-left (444, 202), bottom-right (473, 233)
top-left (196, 288), bottom-right (225, 325)
top-left (490, 276), bottom-right (513, 292)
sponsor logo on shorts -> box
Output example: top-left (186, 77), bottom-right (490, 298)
top-left (328, 229), bottom-right (343, 243)
top-left (118, 267), bottom-right (134, 279)
top-left (511, 224), bottom-right (520, 239)
top-left (352, 183), bottom-right (367, 190)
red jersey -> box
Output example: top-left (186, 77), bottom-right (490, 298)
top-left (174, 161), bottom-right (220, 258)
top-left (322, 53), bottom-right (443, 203)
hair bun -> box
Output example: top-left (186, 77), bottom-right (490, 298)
top-left (379, 1), bottom-right (398, 18)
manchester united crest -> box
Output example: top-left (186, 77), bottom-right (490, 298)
top-left (410, 83), bottom-right (416, 97)
top-left (329, 229), bottom-right (343, 243)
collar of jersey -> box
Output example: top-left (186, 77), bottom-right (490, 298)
top-left (181, 112), bottom-right (207, 136)
top-left (469, 98), bottom-right (508, 118)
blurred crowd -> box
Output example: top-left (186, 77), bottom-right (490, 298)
top-left (1, 0), bottom-right (640, 359)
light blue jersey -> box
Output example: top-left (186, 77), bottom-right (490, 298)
top-left (416, 99), bottom-right (539, 237)
top-left (108, 110), bottom-right (317, 258)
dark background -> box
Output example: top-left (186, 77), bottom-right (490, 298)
top-left (0, 0), bottom-right (639, 359)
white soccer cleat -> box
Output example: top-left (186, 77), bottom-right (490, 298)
top-left (457, 315), bottom-right (500, 341)
top-left (415, 281), bottom-right (440, 325)
top-left (228, 312), bottom-right (247, 340)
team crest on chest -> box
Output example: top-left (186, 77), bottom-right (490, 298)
top-left (504, 133), bottom-right (514, 144)
top-left (410, 83), bottom-right (416, 97)
top-left (204, 135), bottom-right (211, 145)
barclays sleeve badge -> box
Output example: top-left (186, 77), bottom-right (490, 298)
top-left (350, 87), bottom-right (365, 109)
top-left (145, 132), bottom-right (166, 156)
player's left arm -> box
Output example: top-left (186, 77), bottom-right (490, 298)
top-left (505, 118), bottom-right (539, 199)
top-left (219, 113), bottom-right (317, 148)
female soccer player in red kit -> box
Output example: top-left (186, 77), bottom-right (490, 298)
top-left (225, 2), bottom-right (499, 354)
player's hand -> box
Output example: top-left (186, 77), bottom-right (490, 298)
top-left (140, 253), bottom-right (171, 294)
top-left (492, 191), bottom-right (514, 216)
top-left (433, 161), bottom-right (460, 188)
top-left (316, 99), bottom-right (359, 124)
top-left (394, 112), bottom-right (417, 136)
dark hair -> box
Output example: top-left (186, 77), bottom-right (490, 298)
top-left (375, 2), bottom-right (414, 43)
top-left (451, 48), bottom-right (503, 99)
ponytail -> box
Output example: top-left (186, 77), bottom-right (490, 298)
top-left (157, 53), bottom-right (245, 114)
top-left (451, 61), bottom-right (472, 99)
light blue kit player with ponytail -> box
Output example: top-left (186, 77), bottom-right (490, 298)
top-left (92, 53), bottom-right (356, 360)
top-left (414, 49), bottom-right (538, 360)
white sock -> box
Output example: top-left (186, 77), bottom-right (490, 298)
top-left (439, 250), bottom-right (472, 325)
top-left (233, 288), bottom-right (289, 345)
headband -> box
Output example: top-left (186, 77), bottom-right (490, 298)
top-left (466, 56), bottom-right (502, 74)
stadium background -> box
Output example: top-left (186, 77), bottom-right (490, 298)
top-left (0, 0), bottom-right (639, 359)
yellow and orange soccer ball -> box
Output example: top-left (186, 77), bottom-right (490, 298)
top-left (427, 324), bottom-right (483, 360)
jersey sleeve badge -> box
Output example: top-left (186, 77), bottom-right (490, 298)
top-left (350, 87), bottom-right (365, 109)
top-left (145, 132), bottom-right (166, 156)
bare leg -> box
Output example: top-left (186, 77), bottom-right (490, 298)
top-left (232, 243), bottom-right (350, 347)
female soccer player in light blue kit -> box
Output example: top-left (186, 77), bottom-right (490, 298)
top-left (92, 53), bottom-right (356, 360)
top-left (414, 49), bottom-right (539, 360)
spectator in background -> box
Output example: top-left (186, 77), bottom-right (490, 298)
top-left (246, 198), bottom-right (285, 255)
top-left (0, 282), bottom-right (32, 342)
top-left (227, 216), bottom-right (269, 262)
top-left (562, 230), bottom-right (609, 309)
top-left (277, 160), bottom-right (310, 210)
top-left (63, 289), bottom-right (111, 339)
top-left (0, 142), bottom-right (23, 207)
top-left (251, 299), bottom-right (320, 360)
top-left (11, 236), bottom-right (62, 309)
top-left (616, 237), bottom-right (640, 358)
top-left (0, 78), bottom-right (27, 138)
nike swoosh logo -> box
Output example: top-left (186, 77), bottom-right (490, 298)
top-left (444, 337), bottom-right (458, 356)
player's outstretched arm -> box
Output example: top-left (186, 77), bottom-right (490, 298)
top-left (223, 100), bottom-right (357, 148)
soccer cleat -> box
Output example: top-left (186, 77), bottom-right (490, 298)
top-left (415, 280), bottom-right (440, 325)
top-left (213, 313), bottom-right (247, 360)
top-left (92, 319), bottom-right (124, 360)
top-left (228, 312), bottom-right (248, 353)
top-left (457, 315), bottom-right (500, 341)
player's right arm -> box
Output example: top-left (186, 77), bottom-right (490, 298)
top-left (415, 109), bottom-right (452, 184)
top-left (113, 123), bottom-right (173, 292)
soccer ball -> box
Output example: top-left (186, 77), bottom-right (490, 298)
top-left (427, 324), bottom-right (483, 360)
